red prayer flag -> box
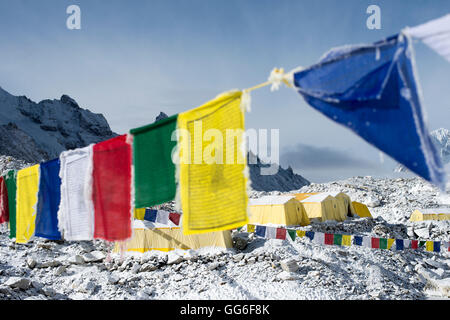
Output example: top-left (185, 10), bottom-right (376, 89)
top-left (371, 237), bottom-right (380, 249)
top-left (169, 212), bottom-right (180, 226)
top-left (411, 240), bottom-right (418, 249)
top-left (92, 134), bottom-right (132, 241)
top-left (0, 177), bottom-right (9, 224)
top-left (276, 228), bottom-right (286, 240)
top-left (325, 233), bottom-right (334, 245)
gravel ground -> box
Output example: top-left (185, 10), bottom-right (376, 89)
top-left (0, 176), bottom-right (448, 300)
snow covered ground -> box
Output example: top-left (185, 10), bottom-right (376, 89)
top-left (0, 175), bottom-right (448, 300)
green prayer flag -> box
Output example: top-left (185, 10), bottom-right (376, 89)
top-left (5, 170), bottom-right (17, 239)
top-left (130, 115), bottom-right (178, 208)
top-left (287, 229), bottom-right (296, 241)
top-left (419, 240), bottom-right (426, 247)
top-left (379, 238), bottom-right (388, 249)
top-left (333, 234), bottom-right (342, 246)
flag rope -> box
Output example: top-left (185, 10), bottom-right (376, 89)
top-left (239, 224), bottom-right (449, 254)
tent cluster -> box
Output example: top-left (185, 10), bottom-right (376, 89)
top-left (248, 192), bottom-right (372, 227)
top-left (0, 91), bottom-right (250, 245)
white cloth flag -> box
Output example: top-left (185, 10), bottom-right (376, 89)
top-left (313, 232), bottom-right (324, 244)
top-left (362, 236), bottom-right (372, 248)
top-left (266, 227), bottom-right (277, 239)
top-left (156, 210), bottom-right (170, 225)
top-left (58, 145), bottom-right (95, 241)
top-left (406, 14), bottom-right (450, 62)
top-left (403, 240), bottom-right (411, 249)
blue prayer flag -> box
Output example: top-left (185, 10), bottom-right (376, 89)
top-left (293, 33), bottom-right (445, 189)
top-left (35, 159), bottom-right (62, 240)
top-left (255, 225), bottom-right (266, 238)
top-left (144, 209), bottom-right (157, 222)
top-left (434, 241), bottom-right (441, 252)
top-left (305, 231), bottom-right (315, 241)
top-left (395, 239), bottom-right (404, 250)
top-left (353, 236), bottom-right (363, 246)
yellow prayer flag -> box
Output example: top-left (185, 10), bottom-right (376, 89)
top-left (178, 91), bottom-right (249, 234)
top-left (387, 238), bottom-right (395, 249)
top-left (296, 230), bottom-right (306, 238)
top-left (134, 208), bottom-right (146, 220)
top-left (426, 241), bottom-right (434, 252)
top-left (16, 164), bottom-right (40, 244)
top-left (342, 235), bottom-right (352, 246)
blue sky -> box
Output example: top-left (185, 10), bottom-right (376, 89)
top-left (0, 0), bottom-right (449, 182)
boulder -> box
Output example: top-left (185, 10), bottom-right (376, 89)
top-left (82, 251), bottom-right (106, 263)
top-left (26, 258), bottom-right (37, 269)
top-left (277, 271), bottom-right (300, 281)
top-left (232, 253), bottom-right (244, 262)
top-left (69, 255), bottom-right (85, 265)
top-left (54, 266), bottom-right (66, 276)
top-left (131, 263), bottom-right (141, 274)
top-left (167, 252), bottom-right (183, 265)
top-left (208, 262), bottom-right (220, 271)
top-left (232, 233), bottom-right (249, 250)
top-left (414, 227), bottom-right (429, 239)
top-left (38, 260), bottom-right (62, 268)
top-left (140, 263), bottom-right (158, 273)
top-left (5, 277), bottom-right (31, 290)
top-left (280, 259), bottom-right (299, 273)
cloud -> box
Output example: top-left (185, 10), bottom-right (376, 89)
top-left (281, 143), bottom-right (376, 170)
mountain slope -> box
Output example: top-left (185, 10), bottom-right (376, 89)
top-left (395, 128), bottom-right (450, 173)
top-left (248, 152), bottom-right (310, 191)
top-left (0, 86), bottom-right (116, 163)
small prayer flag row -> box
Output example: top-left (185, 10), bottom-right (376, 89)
top-left (241, 224), bottom-right (449, 254)
top-left (141, 209), bottom-right (181, 226)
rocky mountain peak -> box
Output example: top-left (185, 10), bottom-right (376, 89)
top-left (0, 86), bottom-right (117, 163)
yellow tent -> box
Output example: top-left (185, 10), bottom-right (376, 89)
top-left (116, 220), bottom-right (232, 253)
top-left (329, 191), bottom-right (356, 217)
top-left (293, 193), bottom-right (319, 201)
top-left (410, 209), bottom-right (450, 222)
top-left (352, 201), bottom-right (373, 218)
top-left (248, 195), bottom-right (309, 226)
top-left (300, 193), bottom-right (347, 222)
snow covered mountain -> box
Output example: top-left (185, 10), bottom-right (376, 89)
top-left (0, 86), bottom-right (116, 163)
top-left (247, 152), bottom-right (310, 192)
top-left (431, 128), bottom-right (450, 164)
top-left (395, 128), bottom-right (450, 173)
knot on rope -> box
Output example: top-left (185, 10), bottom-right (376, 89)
top-left (268, 68), bottom-right (293, 91)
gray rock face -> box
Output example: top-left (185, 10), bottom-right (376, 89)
top-left (82, 251), bottom-right (106, 263)
top-left (167, 252), bottom-right (183, 265)
top-left (248, 152), bottom-right (310, 192)
top-left (0, 86), bottom-right (116, 163)
top-left (395, 128), bottom-right (450, 172)
top-left (69, 255), bottom-right (85, 265)
top-left (5, 277), bottom-right (31, 290)
top-left (232, 233), bottom-right (249, 251)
